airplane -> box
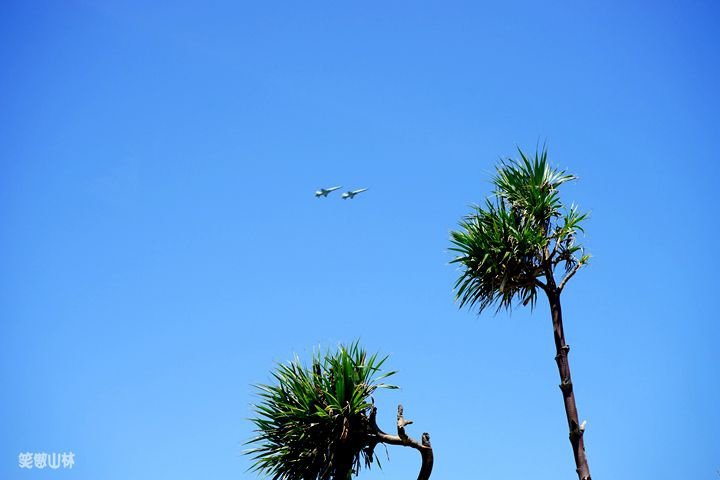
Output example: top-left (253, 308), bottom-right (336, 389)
top-left (341, 188), bottom-right (368, 200)
top-left (315, 186), bottom-right (342, 198)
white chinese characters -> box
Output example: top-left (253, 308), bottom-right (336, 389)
top-left (18, 452), bottom-right (74, 470)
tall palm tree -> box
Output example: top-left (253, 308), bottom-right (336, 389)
top-left (450, 147), bottom-right (592, 480)
top-left (246, 341), bottom-right (433, 480)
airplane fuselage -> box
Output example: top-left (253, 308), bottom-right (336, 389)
top-left (315, 186), bottom-right (342, 197)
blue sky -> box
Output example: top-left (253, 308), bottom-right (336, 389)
top-left (1, 1), bottom-right (719, 479)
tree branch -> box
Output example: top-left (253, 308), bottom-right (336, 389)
top-left (369, 405), bottom-right (433, 480)
top-left (548, 237), bottom-right (560, 264)
top-left (558, 262), bottom-right (583, 293)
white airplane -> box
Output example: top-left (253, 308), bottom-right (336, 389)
top-left (315, 186), bottom-right (342, 198)
top-left (341, 188), bottom-right (368, 200)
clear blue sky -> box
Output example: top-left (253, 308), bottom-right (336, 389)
top-left (2, 1), bottom-right (719, 479)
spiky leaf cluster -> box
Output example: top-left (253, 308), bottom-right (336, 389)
top-left (450, 147), bottom-right (590, 312)
top-left (247, 342), bottom-right (397, 480)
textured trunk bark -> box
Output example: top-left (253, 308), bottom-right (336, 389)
top-left (547, 290), bottom-right (592, 480)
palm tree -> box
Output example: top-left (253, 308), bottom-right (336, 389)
top-left (450, 147), bottom-right (592, 480)
top-left (246, 341), bottom-right (433, 480)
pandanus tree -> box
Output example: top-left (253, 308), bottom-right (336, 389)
top-left (246, 342), bottom-right (433, 480)
top-left (450, 147), bottom-right (592, 480)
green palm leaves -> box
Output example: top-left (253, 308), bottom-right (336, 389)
top-left (450, 147), bottom-right (590, 312)
top-left (246, 342), bottom-right (397, 480)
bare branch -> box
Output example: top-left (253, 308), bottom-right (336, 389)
top-left (558, 262), bottom-right (584, 293)
top-left (548, 237), bottom-right (560, 264)
top-left (369, 405), bottom-right (434, 480)
top-left (397, 404), bottom-right (413, 439)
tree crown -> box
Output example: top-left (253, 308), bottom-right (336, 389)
top-left (246, 341), bottom-right (397, 480)
top-left (450, 147), bottom-right (590, 312)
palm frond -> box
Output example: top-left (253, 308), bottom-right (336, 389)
top-left (246, 341), bottom-right (397, 480)
top-left (450, 146), bottom-right (589, 312)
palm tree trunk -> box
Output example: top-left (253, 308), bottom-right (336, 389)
top-left (547, 289), bottom-right (592, 480)
top-left (334, 452), bottom-right (354, 480)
